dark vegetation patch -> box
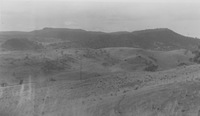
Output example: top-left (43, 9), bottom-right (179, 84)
top-left (1, 53), bottom-right (76, 74)
top-left (190, 45), bottom-right (200, 64)
top-left (82, 49), bottom-right (119, 66)
top-left (0, 82), bottom-right (8, 87)
top-left (144, 64), bottom-right (158, 72)
top-left (178, 62), bottom-right (187, 66)
top-left (40, 56), bottom-right (75, 73)
top-left (41, 59), bottom-right (68, 72)
top-left (143, 57), bottom-right (158, 72)
top-left (148, 56), bottom-right (157, 62)
top-left (47, 41), bottom-right (80, 49)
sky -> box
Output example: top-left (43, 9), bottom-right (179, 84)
top-left (0, 0), bottom-right (200, 37)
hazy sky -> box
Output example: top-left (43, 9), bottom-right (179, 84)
top-left (1, 0), bottom-right (200, 37)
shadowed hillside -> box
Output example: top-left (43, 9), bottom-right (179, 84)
top-left (1, 38), bottom-right (43, 51)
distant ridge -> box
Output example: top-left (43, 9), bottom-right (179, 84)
top-left (0, 28), bottom-right (200, 51)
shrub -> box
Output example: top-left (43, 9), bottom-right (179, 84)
top-left (193, 52), bottom-right (200, 63)
top-left (144, 64), bottom-right (158, 72)
top-left (49, 78), bottom-right (56, 81)
top-left (1, 83), bottom-right (8, 87)
top-left (191, 45), bottom-right (200, 63)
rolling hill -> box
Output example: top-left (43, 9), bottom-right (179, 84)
top-left (0, 28), bottom-right (200, 51)
top-left (1, 28), bottom-right (200, 116)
